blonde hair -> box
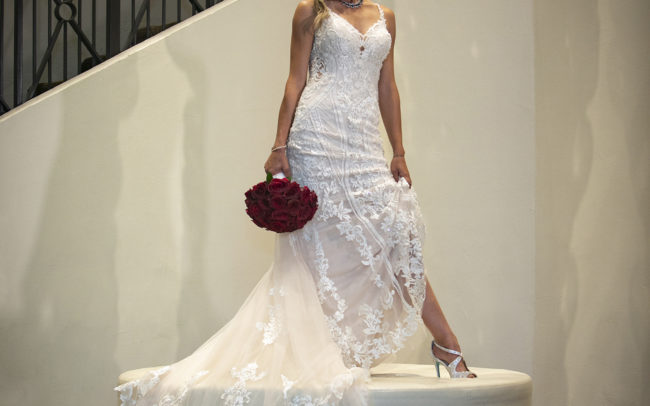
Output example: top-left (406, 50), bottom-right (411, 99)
top-left (313, 0), bottom-right (330, 31)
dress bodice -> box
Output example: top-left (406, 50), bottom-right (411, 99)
top-left (289, 2), bottom-right (393, 158)
top-left (308, 2), bottom-right (391, 97)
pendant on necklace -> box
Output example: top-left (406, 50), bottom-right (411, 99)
top-left (338, 0), bottom-right (363, 9)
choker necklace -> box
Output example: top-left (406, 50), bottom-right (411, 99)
top-left (337, 0), bottom-right (363, 9)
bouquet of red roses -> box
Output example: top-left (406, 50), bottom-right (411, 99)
top-left (244, 171), bottom-right (318, 233)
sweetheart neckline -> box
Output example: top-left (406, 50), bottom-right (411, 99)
top-left (325, 3), bottom-right (385, 39)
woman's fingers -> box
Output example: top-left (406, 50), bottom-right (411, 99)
top-left (264, 153), bottom-right (289, 177)
top-left (400, 169), bottom-right (412, 187)
top-left (394, 166), bottom-right (412, 188)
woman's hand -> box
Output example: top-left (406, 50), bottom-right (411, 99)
top-left (390, 156), bottom-right (411, 187)
top-left (264, 149), bottom-right (292, 178)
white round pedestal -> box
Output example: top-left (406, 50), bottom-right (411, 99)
top-left (117, 363), bottom-right (532, 406)
top-left (368, 363), bottom-right (531, 406)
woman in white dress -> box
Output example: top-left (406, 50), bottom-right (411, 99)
top-left (264, 0), bottom-right (477, 382)
top-left (115, 1), bottom-right (475, 405)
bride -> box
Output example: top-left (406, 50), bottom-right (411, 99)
top-left (115, 1), bottom-right (476, 405)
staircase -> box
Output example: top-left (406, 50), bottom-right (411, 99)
top-left (0, 0), bottom-right (224, 116)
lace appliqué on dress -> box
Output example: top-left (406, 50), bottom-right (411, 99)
top-left (114, 366), bottom-right (210, 406)
top-left (255, 287), bottom-right (286, 346)
top-left (114, 366), bottom-right (171, 406)
top-left (221, 363), bottom-right (267, 406)
top-left (159, 370), bottom-right (210, 406)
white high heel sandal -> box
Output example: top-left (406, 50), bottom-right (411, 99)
top-left (431, 339), bottom-right (477, 378)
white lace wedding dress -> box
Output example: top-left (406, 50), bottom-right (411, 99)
top-left (115, 3), bottom-right (427, 405)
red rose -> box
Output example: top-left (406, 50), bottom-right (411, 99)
top-left (300, 191), bottom-right (312, 204)
top-left (268, 178), bottom-right (290, 193)
top-left (284, 182), bottom-right (301, 198)
top-left (269, 221), bottom-right (286, 232)
top-left (271, 210), bottom-right (291, 222)
top-left (270, 195), bottom-right (287, 210)
top-left (246, 204), bottom-right (262, 218)
top-left (251, 217), bottom-right (266, 228)
top-left (287, 198), bottom-right (300, 210)
top-left (298, 206), bottom-right (312, 220)
top-left (252, 183), bottom-right (268, 198)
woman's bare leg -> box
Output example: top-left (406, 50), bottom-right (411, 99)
top-left (421, 274), bottom-right (477, 377)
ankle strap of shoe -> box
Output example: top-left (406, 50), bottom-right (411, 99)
top-left (433, 340), bottom-right (462, 356)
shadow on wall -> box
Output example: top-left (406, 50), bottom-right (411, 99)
top-left (8, 70), bottom-right (139, 402)
top-left (608, 3), bottom-right (650, 245)
top-left (163, 30), bottom-right (216, 360)
top-left (162, 0), bottom-right (292, 360)
top-left (536, 0), bottom-right (650, 404)
top-left (533, 0), bottom-right (597, 405)
top-left (603, 0), bottom-right (650, 397)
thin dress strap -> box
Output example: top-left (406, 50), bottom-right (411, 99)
top-left (375, 3), bottom-right (385, 21)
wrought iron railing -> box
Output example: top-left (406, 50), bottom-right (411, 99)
top-left (0, 0), bottom-right (224, 116)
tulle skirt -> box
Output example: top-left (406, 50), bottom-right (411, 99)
top-left (115, 125), bottom-right (428, 405)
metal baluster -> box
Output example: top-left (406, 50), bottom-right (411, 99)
top-left (146, 0), bottom-right (150, 38)
top-left (14, 0), bottom-right (23, 106)
top-left (92, 0), bottom-right (96, 48)
top-left (130, 0), bottom-right (134, 47)
top-left (32, 0), bottom-right (35, 86)
top-left (107, 0), bottom-right (120, 58)
top-left (47, 0), bottom-right (51, 83)
top-left (0, 0), bottom-right (5, 111)
top-left (77, 0), bottom-right (82, 73)
top-left (63, 5), bottom-right (67, 81)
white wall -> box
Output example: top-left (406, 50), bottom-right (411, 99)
top-left (381, 0), bottom-right (536, 376)
top-left (533, 0), bottom-right (650, 404)
top-left (0, 0), bottom-right (647, 405)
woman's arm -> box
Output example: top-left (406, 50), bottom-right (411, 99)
top-left (377, 6), bottom-right (411, 187)
top-left (265, 1), bottom-right (315, 177)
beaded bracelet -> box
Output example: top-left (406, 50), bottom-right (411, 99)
top-left (393, 154), bottom-right (405, 158)
top-left (271, 145), bottom-right (287, 152)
